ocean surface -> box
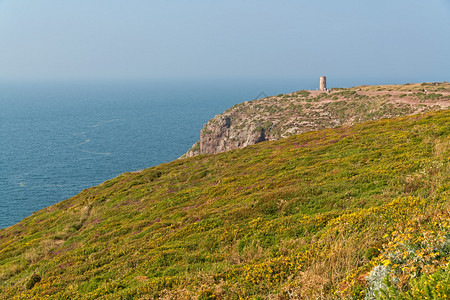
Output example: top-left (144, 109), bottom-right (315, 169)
top-left (0, 79), bottom-right (312, 229)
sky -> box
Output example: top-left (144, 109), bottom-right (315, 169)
top-left (0, 0), bottom-right (449, 84)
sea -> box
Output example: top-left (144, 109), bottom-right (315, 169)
top-left (0, 78), bottom-right (316, 229)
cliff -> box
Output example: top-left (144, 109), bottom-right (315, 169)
top-left (183, 82), bottom-right (450, 157)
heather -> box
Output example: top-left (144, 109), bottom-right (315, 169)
top-left (0, 110), bottom-right (448, 299)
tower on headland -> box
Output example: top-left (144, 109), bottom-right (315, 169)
top-left (319, 76), bottom-right (327, 91)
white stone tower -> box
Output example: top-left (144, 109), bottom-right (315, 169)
top-left (319, 76), bottom-right (327, 91)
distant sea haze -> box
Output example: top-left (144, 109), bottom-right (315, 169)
top-left (0, 79), bottom-right (313, 228)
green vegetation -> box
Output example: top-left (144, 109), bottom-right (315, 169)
top-left (380, 266), bottom-right (450, 299)
top-left (356, 82), bottom-right (450, 93)
top-left (332, 90), bottom-right (358, 99)
top-left (253, 121), bottom-right (273, 134)
top-left (0, 109), bottom-right (449, 299)
top-left (296, 90), bottom-right (311, 98)
top-left (413, 92), bottom-right (445, 101)
top-left (190, 141), bottom-right (200, 152)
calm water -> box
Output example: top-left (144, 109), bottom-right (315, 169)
top-left (0, 79), bottom-right (312, 228)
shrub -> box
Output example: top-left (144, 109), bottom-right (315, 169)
top-left (379, 266), bottom-right (450, 299)
top-left (365, 265), bottom-right (388, 299)
top-left (297, 90), bottom-right (311, 97)
top-left (26, 274), bottom-right (41, 289)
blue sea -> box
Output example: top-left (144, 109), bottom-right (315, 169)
top-left (0, 79), bottom-right (314, 229)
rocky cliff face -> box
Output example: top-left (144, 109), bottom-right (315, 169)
top-left (183, 82), bottom-right (450, 158)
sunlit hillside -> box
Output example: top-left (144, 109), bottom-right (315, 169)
top-left (0, 109), bottom-right (448, 299)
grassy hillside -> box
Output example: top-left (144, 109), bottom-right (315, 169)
top-left (0, 110), bottom-right (449, 299)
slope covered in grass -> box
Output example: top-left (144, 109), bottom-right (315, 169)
top-left (0, 110), bottom-right (449, 299)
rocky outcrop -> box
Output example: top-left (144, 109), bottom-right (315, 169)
top-left (182, 82), bottom-right (450, 158)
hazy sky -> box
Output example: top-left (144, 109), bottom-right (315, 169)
top-left (0, 0), bottom-right (449, 83)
